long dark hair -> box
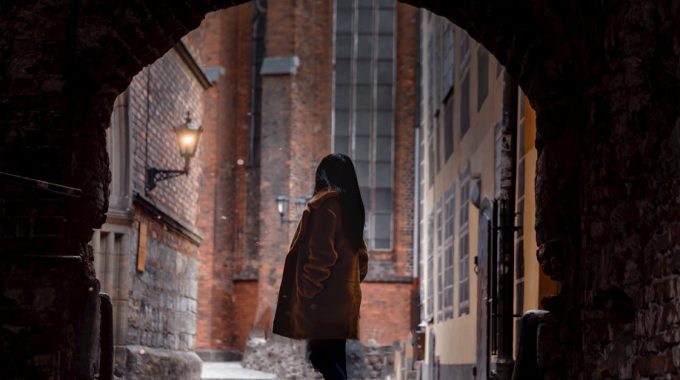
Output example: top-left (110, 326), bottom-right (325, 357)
top-left (313, 153), bottom-right (365, 250)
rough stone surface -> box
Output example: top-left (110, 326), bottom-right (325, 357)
top-left (242, 336), bottom-right (321, 379)
top-left (116, 345), bottom-right (202, 380)
top-left (126, 232), bottom-right (199, 352)
top-left (241, 337), bottom-right (396, 380)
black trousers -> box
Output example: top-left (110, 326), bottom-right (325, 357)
top-left (307, 339), bottom-right (347, 380)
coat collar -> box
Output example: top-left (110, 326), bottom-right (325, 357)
top-left (307, 188), bottom-right (340, 209)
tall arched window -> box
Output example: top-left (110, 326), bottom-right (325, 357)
top-left (333, 0), bottom-right (396, 250)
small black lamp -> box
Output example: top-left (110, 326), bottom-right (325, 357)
top-left (146, 112), bottom-right (203, 191)
top-left (275, 194), bottom-right (310, 224)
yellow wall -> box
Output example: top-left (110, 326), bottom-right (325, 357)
top-left (421, 18), bottom-right (505, 364)
top-left (522, 102), bottom-right (558, 309)
top-left (419, 16), bottom-right (557, 366)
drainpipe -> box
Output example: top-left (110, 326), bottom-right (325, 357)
top-left (494, 69), bottom-right (518, 380)
top-left (412, 7), bottom-right (422, 295)
top-left (411, 11), bottom-right (423, 367)
top-left (248, 0), bottom-right (267, 167)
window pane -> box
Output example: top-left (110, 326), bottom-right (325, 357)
top-left (460, 73), bottom-right (470, 137)
top-left (443, 23), bottom-right (454, 93)
top-left (378, 35), bottom-right (394, 59)
top-left (335, 111), bottom-right (350, 136)
top-left (335, 59), bottom-right (351, 84)
top-left (378, 0), bottom-right (395, 9)
top-left (376, 137), bottom-right (392, 161)
top-left (377, 84), bottom-right (392, 109)
top-left (337, 0), bottom-right (354, 9)
top-left (428, 137), bottom-right (435, 187)
top-left (376, 111), bottom-right (393, 136)
top-left (377, 60), bottom-right (393, 84)
top-left (434, 114), bottom-right (441, 173)
top-left (356, 84), bottom-right (371, 109)
top-left (358, 8), bottom-right (373, 33)
top-left (376, 162), bottom-right (392, 187)
top-left (334, 136), bottom-right (349, 154)
top-left (356, 60), bottom-right (372, 85)
top-left (477, 46), bottom-right (489, 110)
top-left (374, 239), bottom-right (390, 250)
top-left (374, 213), bottom-right (391, 239)
top-left (356, 111), bottom-right (371, 136)
top-left (355, 136), bottom-right (370, 160)
top-left (378, 10), bottom-right (394, 33)
top-left (432, 19), bottom-right (442, 104)
top-left (516, 238), bottom-right (525, 278)
top-left (337, 10), bottom-right (353, 33)
top-left (335, 84), bottom-right (351, 109)
top-left (360, 185), bottom-right (371, 207)
top-left (516, 198), bottom-right (524, 238)
top-left (357, 35), bottom-right (373, 59)
top-left (460, 32), bottom-right (470, 71)
top-left (517, 159), bottom-right (525, 197)
top-left (444, 96), bottom-right (454, 160)
top-left (375, 188), bottom-right (392, 212)
top-left (335, 34), bottom-right (353, 59)
top-left (356, 161), bottom-right (370, 186)
top-left (358, 0), bottom-right (373, 9)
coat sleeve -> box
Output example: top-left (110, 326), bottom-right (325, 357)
top-left (299, 202), bottom-right (339, 299)
top-left (358, 241), bottom-right (368, 282)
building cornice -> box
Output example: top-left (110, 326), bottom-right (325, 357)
top-left (133, 192), bottom-right (203, 245)
top-left (173, 41), bottom-right (212, 90)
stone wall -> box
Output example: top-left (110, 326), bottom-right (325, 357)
top-left (242, 337), bottom-right (396, 380)
top-left (126, 219), bottom-right (199, 352)
top-left (193, 5), bottom-right (261, 358)
top-left (115, 210), bottom-right (201, 379)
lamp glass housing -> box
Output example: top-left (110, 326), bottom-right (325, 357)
top-left (295, 196), bottom-right (308, 215)
top-left (275, 195), bottom-right (289, 217)
top-left (175, 113), bottom-right (203, 159)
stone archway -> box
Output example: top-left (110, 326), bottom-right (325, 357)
top-left (2, 1), bottom-right (680, 379)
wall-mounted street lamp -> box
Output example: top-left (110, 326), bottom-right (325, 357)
top-left (146, 112), bottom-right (203, 192)
top-left (275, 195), bottom-right (310, 224)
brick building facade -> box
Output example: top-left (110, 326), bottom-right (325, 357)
top-left (193, 1), bottom-right (420, 364)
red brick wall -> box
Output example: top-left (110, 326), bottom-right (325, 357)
top-left (195, 1), bottom-right (418, 351)
top-left (233, 280), bottom-right (259, 349)
top-left (359, 282), bottom-right (413, 344)
top-left (193, 11), bottom-right (222, 350)
top-left (128, 51), bottom-right (205, 224)
top-left (252, 0), bottom-right (335, 335)
top-left (193, 4), bottom-right (258, 352)
top-left (391, 4), bottom-right (418, 277)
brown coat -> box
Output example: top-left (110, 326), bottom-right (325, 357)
top-left (273, 188), bottom-right (369, 339)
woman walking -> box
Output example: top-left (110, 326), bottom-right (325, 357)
top-left (273, 153), bottom-right (369, 380)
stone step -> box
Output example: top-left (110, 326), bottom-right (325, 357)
top-left (201, 362), bottom-right (278, 380)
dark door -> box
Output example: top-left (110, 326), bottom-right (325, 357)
top-left (475, 200), bottom-right (492, 378)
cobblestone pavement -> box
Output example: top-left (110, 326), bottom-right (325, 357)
top-left (201, 362), bottom-right (277, 380)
